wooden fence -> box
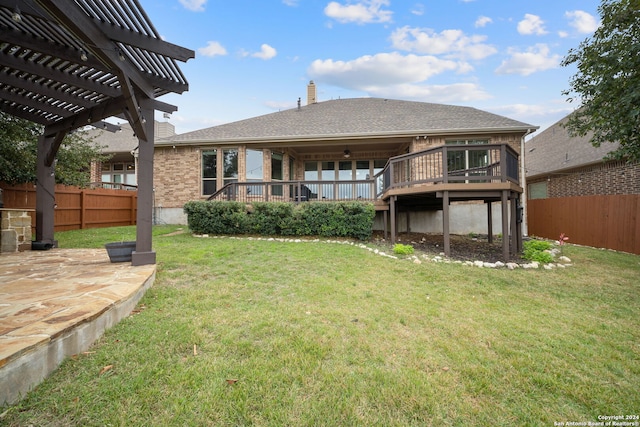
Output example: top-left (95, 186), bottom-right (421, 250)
top-left (0, 183), bottom-right (137, 232)
top-left (527, 195), bottom-right (640, 255)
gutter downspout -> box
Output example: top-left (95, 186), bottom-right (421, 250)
top-left (521, 128), bottom-right (536, 236)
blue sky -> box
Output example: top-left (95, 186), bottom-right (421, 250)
top-left (140, 0), bottom-right (601, 136)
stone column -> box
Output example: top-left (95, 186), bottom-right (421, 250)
top-left (0, 209), bottom-right (34, 252)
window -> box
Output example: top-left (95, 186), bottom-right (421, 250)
top-left (101, 162), bottom-right (136, 186)
top-left (223, 149), bottom-right (238, 185)
top-left (124, 173), bottom-right (136, 186)
top-left (202, 150), bottom-right (217, 195)
top-left (338, 161), bottom-right (353, 199)
top-left (446, 139), bottom-right (489, 181)
top-left (246, 149), bottom-right (263, 195)
top-left (303, 161), bottom-right (319, 198)
top-left (271, 152), bottom-right (283, 181)
top-left (246, 149), bottom-right (263, 180)
top-left (529, 181), bottom-right (548, 199)
top-left (356, 160), bottom-right (371, 198)
top-left (321, 161), bottom-right (335, 199)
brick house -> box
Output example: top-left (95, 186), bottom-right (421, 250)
top-left (89, 120), bottom-right (176, 189)
top-left (525, 114), bottom-right (640, 254)
top-left (153, 82), bottom-right (537, 258)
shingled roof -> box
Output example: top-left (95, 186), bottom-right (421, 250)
top-left (525, 114), bottom-right (620, 178)
top-left (161, 98), bottom-right (536, 145)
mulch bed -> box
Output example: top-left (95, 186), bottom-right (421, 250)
top-left (371, 231), bottom-right (517, 263)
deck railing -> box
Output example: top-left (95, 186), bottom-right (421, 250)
top-left (207, 144), bottom-right (520, 203)
top-left (375, 143), bottom-right (520, 197)
top-left (207, 180), bottom-right (377, 203)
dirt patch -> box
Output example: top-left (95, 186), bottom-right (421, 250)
top-left (371, 231), bottom-right (517, 263)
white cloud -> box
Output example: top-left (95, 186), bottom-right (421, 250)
top-left (475, 16), bottom-right (492, 28)
top-left (252, 44), bottom-right (278, 60)
top-left (369, 82), bottom-right (491, 103)
top-left (411, 3), bottom-right (425, 16)
top-left (558, 31), bottom-right (569, 38)
top-left (308, 52), bottom-right (467, 90)
top-left (517, 14), bottom-right (547, 35)
top-left (198, 41), bottom-right (227, 57)
top-left (489, 101), bottom-right (574, 131)
top-left (565, 10), bottom-right (599, 34)
top-left (390, 26), bottom-right (497, 60)
top-left (495, 44), bottom-right (560, 76)
top-left (179, 0), bottom-right (207, 12)
top-left (283, 0), bottom-right (298, 5)
top-left (324, 0), bottom-right (393, 24)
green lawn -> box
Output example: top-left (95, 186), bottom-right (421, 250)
top-left (2, 225), bottom-right (639, 426)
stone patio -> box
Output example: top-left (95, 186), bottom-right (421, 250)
top-left (0, 248), bottom-right (156, 406)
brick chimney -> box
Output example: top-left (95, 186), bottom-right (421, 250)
top-left (307, 80), bottom-right (317, 105)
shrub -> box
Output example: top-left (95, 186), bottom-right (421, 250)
top-left (393, 244), bottom-right (414, 255)
top-left (183, 201), bottom-right (375, 240)
top-left (183, 201), bottom-right (248, 235)
top-left (247, 202), bottom-right (294, 235)
top-left (522, 239), bottom-right (553, 263)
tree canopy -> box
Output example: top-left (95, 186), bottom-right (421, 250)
top-left (561, 0), bottom-right (640, 162)
top-left (0, 112), bottom-right (110, 186)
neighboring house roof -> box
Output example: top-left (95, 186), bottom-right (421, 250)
top-left (91, 123), bottom-right (138, 155)
top-left (88, 121), bottom-right (176, 154)
top-left (525, 114), bottom-right (620, 178)
top-left (159, 98), bottom-right (536, 145)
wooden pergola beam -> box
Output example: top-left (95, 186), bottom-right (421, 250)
top-left (0, 27), bottom-right (189, 95)
top-left (1, 54), bottom-right (122, 98)
top-left (0, 72), bottom-right (97, 110)
top-left (0, 87), bottom-right (78, 120)
top-left (35, 0), bottom-right (155, 98)
top-left (0, 0), bottom-right (194, 62)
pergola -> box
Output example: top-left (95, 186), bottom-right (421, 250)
top-left (0, 0), bottom-right (194, 265)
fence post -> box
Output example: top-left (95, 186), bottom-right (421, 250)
top-left (80, 189), bottom-right (86, 229)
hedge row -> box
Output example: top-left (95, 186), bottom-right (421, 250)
top-left (183, 201), bottom-right (376, 240)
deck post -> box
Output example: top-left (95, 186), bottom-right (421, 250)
top-left (390, 196), bottom-right (397, 244)
top-left (516, 196), bottom-right (523, 253)
top-left (501, 190), bottom-right (509, 261)
top-left (510, 192), bottom-right (518, 257)
top-left (383, 210), bottom-right (388, 240)
top-left (443, 190), bottom-right (450, 257)
top-left (487, 201), bottom-right (493, 243)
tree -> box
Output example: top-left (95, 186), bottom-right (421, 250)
top-left (561, 0), bottom-right (640, 162)
top-left (0, 113), bottom-right (110, 186)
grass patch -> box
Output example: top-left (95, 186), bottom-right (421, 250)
top-left (2, 225), bottom-right (639, 426)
